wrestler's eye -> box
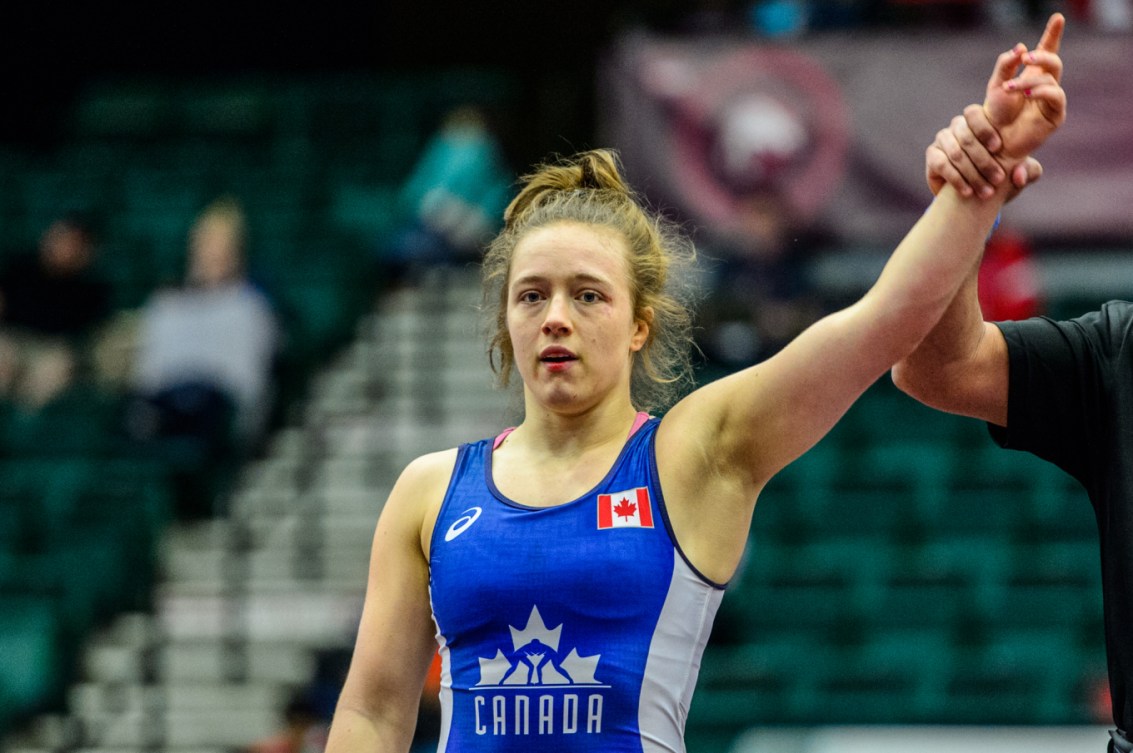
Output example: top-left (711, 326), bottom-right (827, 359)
top-left (578, 290), bottom-right (602, 304)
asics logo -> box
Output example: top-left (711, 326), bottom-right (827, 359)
top-left (445, 507), bottom-right (483, 542)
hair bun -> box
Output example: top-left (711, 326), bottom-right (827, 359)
top-left (574, 150), bottom-right (629, 193)
top-left (504, 149), bottom-right (632, 230)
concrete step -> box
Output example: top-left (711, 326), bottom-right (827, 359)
top-left (159, 552), bottom-right (369, 593)
top-left (83, 639), bottom-right (319, 685)
top-left (68, 709), bottom-right (279, 748)
top-left (156, 592), bottom-right (360, 644)
top-left (9, 712), bottom-right (230, 753)
top-left (233, 457), bottom-right (306, 499)
top-left (69, 682), bottom-right (287, 716)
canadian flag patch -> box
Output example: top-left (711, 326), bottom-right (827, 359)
top-left (597, 488), bottom-right (654, 529)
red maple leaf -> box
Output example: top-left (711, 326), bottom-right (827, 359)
top-left (613, 497), bottom-right (636, 520)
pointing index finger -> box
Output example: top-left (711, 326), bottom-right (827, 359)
top-left (1036, 12), bottom-right (1065, 55)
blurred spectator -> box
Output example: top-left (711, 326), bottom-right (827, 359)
top-left (125, 196), bottom-right (280, 449)
top-left (977, 224), bottom-right (1044, 321)
top-left (696, 190), bottom-right (831, 373)
top-left (246, 693), bottom-right (328, 753)
top-left (120, 197), bottom-right (280, 516)
top-left (676, 0), bottom-right (752, 33)
top-left (0, 212), bottom-right (111, 408)
top-left (748, 0), bottom-right (811, 37)
top-left (378, 105), bottom-right (513, 290)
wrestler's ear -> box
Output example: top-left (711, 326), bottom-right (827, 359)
top-left (631, 307), bottom-right (653, 352)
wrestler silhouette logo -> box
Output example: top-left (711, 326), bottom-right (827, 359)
top-left (500, 638), bottom-right (573, 685)
top-left (474, 606), bottom-right (604, 687)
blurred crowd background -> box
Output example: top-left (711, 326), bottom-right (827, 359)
top-left (0, 0), bottom-right (1129, 751)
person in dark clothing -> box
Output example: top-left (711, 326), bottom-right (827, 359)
top-left (0, 212), bottom-right (110, 407)
top-left (897, 15), bottom-right (1131, 751)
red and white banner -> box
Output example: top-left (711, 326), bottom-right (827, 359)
top-left (599, 28), bottom-right (1133, 247)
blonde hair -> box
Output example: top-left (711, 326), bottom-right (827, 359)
top-left (187, 195), bottom-right (248, 285)
top-left (192, 195), bottom-right (247, 251)
top-left (482, 149), bottom-right (698, 413)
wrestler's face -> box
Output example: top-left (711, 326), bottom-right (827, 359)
top-left (506, 221), bottom-right (649, 414)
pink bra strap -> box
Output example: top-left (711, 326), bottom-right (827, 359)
top-left (493, 427), bottom-right (516, 450)
top-left (629, 411), bottom-right (651, 436)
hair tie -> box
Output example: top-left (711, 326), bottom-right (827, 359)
top-left (579, 158), bottom-right (600, 190)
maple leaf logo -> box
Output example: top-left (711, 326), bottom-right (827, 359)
top-left (613, 497), bottom-right (636, 520)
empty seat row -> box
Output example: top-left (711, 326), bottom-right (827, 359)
top-left (695, 623), bottom-right (1105, 730)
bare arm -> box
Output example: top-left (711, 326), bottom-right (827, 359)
top-left (890, 264), bottom-right (1010, 425)
top-left (893, 13), bottom-right (1066, 427)
top-left (657, 20), bottom-right (1066, 584)
top-left (659, 184), bottom-right (1007, 583)
top-left (325, 451), bottom-right (455, 753)
top-left (690, 14), bottom-right (1063, 483)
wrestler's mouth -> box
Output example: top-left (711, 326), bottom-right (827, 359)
top-left (539, 347), bottom-right (578, 363)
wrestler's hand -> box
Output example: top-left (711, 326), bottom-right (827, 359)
top-left (926, 107), bottom-right (1044, 200)
top-left (983, 12), bottom-right (1066, 163)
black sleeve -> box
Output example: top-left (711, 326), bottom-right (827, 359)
top-left (988, 306), bottom-right (1121, 484)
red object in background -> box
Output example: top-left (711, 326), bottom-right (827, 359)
top-left (1065, 0), bottom-right (1093, 24)
top-left (1089, 673), bottom-right (1113, 723)
top-left (979, 226), bottom-right (1043, 321)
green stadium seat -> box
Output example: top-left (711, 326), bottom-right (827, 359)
top-left (962, 440), bottom-right (1056, 489)
top-left (833, 381), bottom-right (968, 446)
top-left (788, 440), bottom-right (952, 539)
top-left (94, 241), bottom-right (158, 309)
top-left (19, 168), bottom-right (111, 224)
top-left (0, 457), bottom-right (94, 549)
top-left (767, 441), bottom-right (841, 514)
top-left (980, 539), bottom-right (1103, 629)
top-left (687, 686), bottom-right (789, 735)
top-left (0, 594), bottom-right (61, 717)
top-left (329, 183), bottom-right (399, 241)
top-left (0, 385), bottom-right (118, 457)
top-left (854, 627), bottom-right (955, 688)
top-left (73, 458), bottom-right (173, 608)
top-left (748, 483), bottom-right (806, 541)
top-left (871, 569), bottom-right (972, 630)
top-left (1022, 474), bottom-right (1096, 540)
top-left (911, 534), bottom-right (1013, 608)
top-left (954, 627), bottom-right (1082, 723)
top-left (697, 635), bottom-right (846, 725)
top-left (943, 489), bottom-right (1026, 538)
top-left (810, 479), bottom-right (919, 538)
top-left (727, 560), bottom-right (861, 634)
top-left (0, 504), bottom-right (20, 553)
top-left (173, 83), bottom-right (275, 138)
top-left (811, 662), bottom-right (920, 723)
top-left (0, 451), bottom-right (169, 638)
top-left (791, 535), bottom-right (894, 612)
top-left (70, 81), bottom-right (172, 139)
